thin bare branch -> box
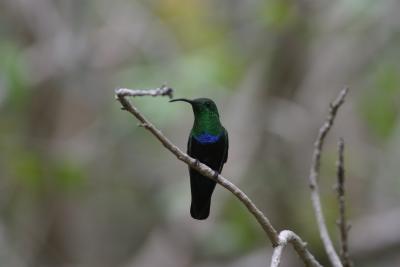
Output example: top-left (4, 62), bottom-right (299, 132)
top-left (115, 85), bottom-right (173, 98)
top-left (308, 88), bottom-right (349, 267)
top-left (115, 86), bottom-right (323, 267)
top-left (336, 138), bottom-right (352, 267)
top-left (270, 230), bottom-right (323, 267)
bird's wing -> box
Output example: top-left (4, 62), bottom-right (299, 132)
top-left (187, 133), bottom-right (193, 156)
top-left (223, 128), bottom-right (229, 164)
top-left (216, 128), bottom-right (228, 173)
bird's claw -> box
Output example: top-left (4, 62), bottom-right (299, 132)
top-left (194, 159), bottom-right (200, 168)
top-left (213, 171), bottom-right (219, 180)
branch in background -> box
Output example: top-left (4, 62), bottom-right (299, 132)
top-left (270, 230), bottom-right (323, 267)
top-left (336, 138), bottom-right (352, 267)
top-left (308, 87), bottom-right (349, 267)
top-left (115, 86), bottom-right (323, 267)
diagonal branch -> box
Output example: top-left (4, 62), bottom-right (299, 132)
top-left (115, 86), bottom-right (323, 267)
top-left (336, 138), bottom-right (352, 267)
top-left (308, 88), bottom-right (349, 267)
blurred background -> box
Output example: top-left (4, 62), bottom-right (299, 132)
top-left (1, 0), bottom-right (400, 266)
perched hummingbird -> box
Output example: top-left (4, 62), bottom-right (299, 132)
top-left (170, 98), bottom-right (229, 220)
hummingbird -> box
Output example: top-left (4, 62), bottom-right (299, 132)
top-left (170, 98), bottom-right (229, 220)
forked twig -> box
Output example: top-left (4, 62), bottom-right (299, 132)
top-left (308, 88), bottom-right (349, 267)
top-left (270, 230), bottom-right (323, 267)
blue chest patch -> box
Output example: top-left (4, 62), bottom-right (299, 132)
top-left (194, 133), bottom-right (222, 144)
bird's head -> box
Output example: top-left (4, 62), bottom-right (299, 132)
top-left (169, 98), bottom-right (220, 118)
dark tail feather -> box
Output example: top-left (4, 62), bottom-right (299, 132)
top-left (190, 170), bottom-right (216, 220)
top-left (190, 198), bottom-right (211, 220)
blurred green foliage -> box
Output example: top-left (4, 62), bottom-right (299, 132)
top-left (261, 0), bottom-right (297, 28)
top-left (9, 149), bottom-right (85, 191)
top-left (0, 42), bottom-right (29, 110)
top-left (201, 199), bottom-right (263, 257)
top-left (361, 63), bottom-right (400, 140)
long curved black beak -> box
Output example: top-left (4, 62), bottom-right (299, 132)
top-left (169, 98), bottom-right (193, 105)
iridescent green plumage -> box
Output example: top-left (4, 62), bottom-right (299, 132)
top-left (190, 98), bottom-right (224, 136)
top-left (170, 98), bottom-right (229, 220)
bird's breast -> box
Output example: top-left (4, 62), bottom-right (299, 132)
top-left (193, 132), bottom-right (222, 144)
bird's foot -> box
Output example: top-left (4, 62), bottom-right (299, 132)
top-left (213, 171), bottom-right (219, 180)
top-left (194, 159), bottom-right (200, 168)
